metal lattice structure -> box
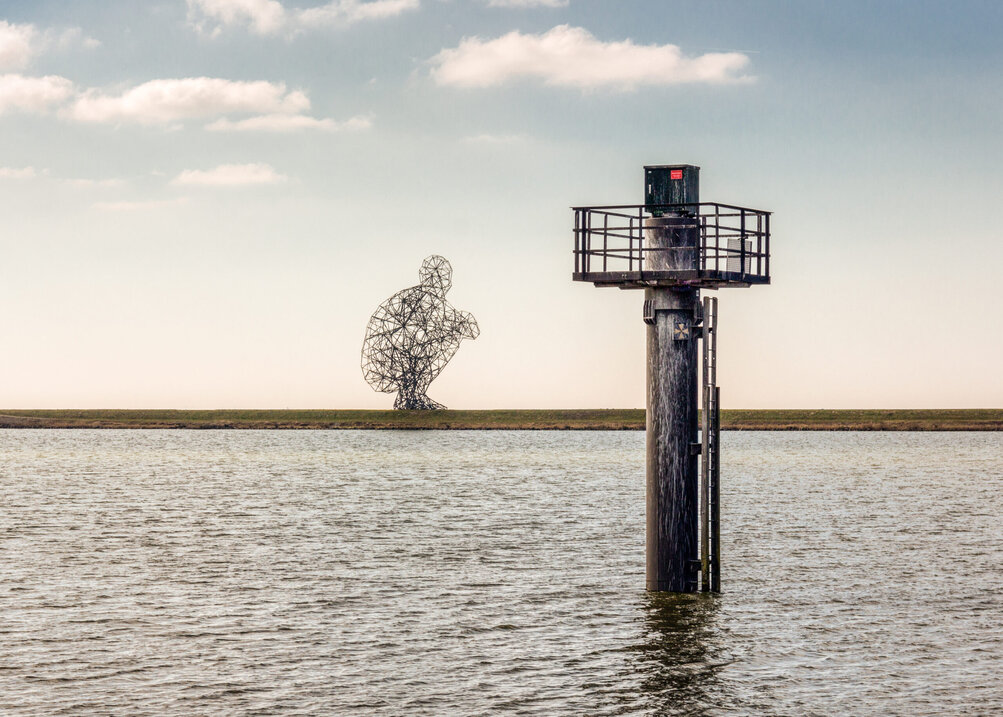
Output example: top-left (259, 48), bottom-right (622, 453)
top-left (362, 255), bottom-right (479, 410)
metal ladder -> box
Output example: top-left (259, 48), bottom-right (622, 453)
top-left (700, 296), bottom-right (722, 593)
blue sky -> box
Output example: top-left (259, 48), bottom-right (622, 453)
top-left (1, 0), bottom-right (1001, 409)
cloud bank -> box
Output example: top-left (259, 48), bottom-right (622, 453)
top-left (0, 74), bottom-right (74, 114)
top-left (187, 0), bottom-right (419, 36)
top-left (0, 72), bottom-right (353, 130)
top-left (0, 20), bottom-right (37, 70)
top-left (0, 165), bottom-right (37, 179)
top-left (172, 163), bottom-right (287, 186)
top-left (0, 20), bottom-right (98, 71)
top-left (430, 25), bottom-right (751, 90)
top-left (206, 113), bottom-right (371, 132)
top-left (69, 77), bottom-right (309, 124)
top-left (461, 132), bottom-right (528, 144)
top-left (487, 0), bottom-right (568, 7)
top-left (94, 198), bottom-right (191, 212)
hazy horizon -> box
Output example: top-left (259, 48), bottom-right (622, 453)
top-left (2, 1), bottom-right (1001, 410)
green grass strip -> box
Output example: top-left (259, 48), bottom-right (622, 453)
top-left (0, 409), bottom-right (1000, 430)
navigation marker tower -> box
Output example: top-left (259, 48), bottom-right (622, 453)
top-left (572, 165), bottom-right (771, 592)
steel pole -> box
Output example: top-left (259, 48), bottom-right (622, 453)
top-left (644, 216), bottom-right (700, 592)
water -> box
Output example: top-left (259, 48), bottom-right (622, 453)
top-left (1, 430), bottom-right (1000, 715)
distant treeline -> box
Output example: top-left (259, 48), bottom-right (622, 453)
top-left (0, 409), bottom-right (1000, 430)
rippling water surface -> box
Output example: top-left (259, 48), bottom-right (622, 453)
top-left (1, 430), bottom-right (1000, 715)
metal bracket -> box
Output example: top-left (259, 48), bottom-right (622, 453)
top-left (689, 442), bottom-right (703, 455)
top-left (642, 299), bottom-right (655, 325)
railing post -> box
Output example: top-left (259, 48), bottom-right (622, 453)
top-left (756, 212), bottom-right (762, 276)
top-left (636, 207), bottom-right (642, 274)
top-left (628, 215), bottom-right (634, 273)
top-left (603, 212), bottom-right (608, 273)
top-left (702, 214), bottom-right (710, 272)
top-left (740, 209), bottom-right (747, 277)
top-left (574, 209), bottom-right (580, 275)
top-left (765, 213), bottom-right (770, 280)
top-left (714, 204), bottom-right (721, 272)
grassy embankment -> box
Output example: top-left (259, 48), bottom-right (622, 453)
top-left (0, 409), bottom-right (1000, 430)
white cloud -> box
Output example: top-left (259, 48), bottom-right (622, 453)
top-left (205, 112), bottom-right (372, 132)
top-left (94, 198), bottom-right (191, 212)
top-left (296, 0), bottom-right (419, 27)
top-left (0, 21), bottom-right (37, 70)
top-left (172, 163), bottom-right (287, 186)
top-left (0, 74), bottom-right (330, 128)
top-left (430, 25), bottom-right (751, 90)
top-left (0, 73), bottom-right (74, 114)
top-left (0, 21), bottom-right (99, 70)
top-left (63, 177), bottom-right (126, 188)
top-left (0, 165), bottom-right (37, 179)
top-left (461, 132), bottom-right (528, 144)
top-left (187, 0), bottom-right (418, 36)
top-left (188, 0), bottom-right (287, 35)
top-left (487, 0), bottom-right (567, 7)
top-left (0, 168), bottom-right (129, 186)
top-left (69, 77), bottom-right (309, 124)
top-left (53, 27), bottom-right (102, 52)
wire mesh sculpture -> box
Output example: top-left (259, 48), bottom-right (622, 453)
top-left (362, 256), bottom-right (480, 410)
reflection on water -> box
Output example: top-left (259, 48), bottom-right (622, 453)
top-left (1, 430), bottom-right (1001, 715)
top-left (633, 593), bottom-right (723, 716)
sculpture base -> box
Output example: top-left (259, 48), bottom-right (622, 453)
top-left (394, 393), bottom-right (445, 410)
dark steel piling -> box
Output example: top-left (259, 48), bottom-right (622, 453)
top-left (644, 215), bottom-right (701, 592)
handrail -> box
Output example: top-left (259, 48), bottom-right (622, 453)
top-left (572, 201), bottom-right (773, 215)
top-left (572, 202), bottom-right (771, 288)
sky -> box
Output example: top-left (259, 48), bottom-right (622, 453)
top-left (0, 0), bottom-right (1001, 409)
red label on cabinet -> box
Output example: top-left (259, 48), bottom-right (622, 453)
top-left (670, 169), bottom-right (683, 180)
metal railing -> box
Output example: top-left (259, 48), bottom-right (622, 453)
top-left (572, 203), bottom-right (770, 286)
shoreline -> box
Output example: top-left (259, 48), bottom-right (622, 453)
top-left (0, 409), bottom-right (1001, 431)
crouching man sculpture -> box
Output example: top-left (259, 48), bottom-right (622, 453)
top-left (362, 255), bottom-right (479, 410)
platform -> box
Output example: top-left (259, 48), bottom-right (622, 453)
top-left (572, 202), bottom-right (771, 289)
